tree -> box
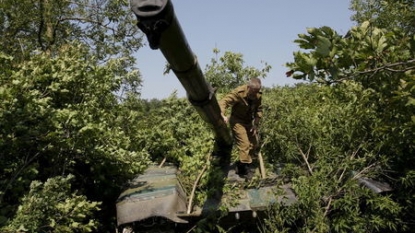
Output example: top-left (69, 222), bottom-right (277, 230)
top-left (0, 44), bottom-right (149, 231)
top-left (204, 48), bottom-right (271, 93)
top-left (3, 175), bottom-right (100, 233)
top-left (350, 0), bottom-right (415, 33)
top-left (0, 0), bottom-right (143, 98)
top-left (261, 84), bottom-right (402, 232)
top-left (0, 0), bottom-right (142, 60)
top-left (284, 21), bottom-right (415, 231)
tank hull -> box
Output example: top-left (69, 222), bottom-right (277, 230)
top-left (116, 164), bottom-right (297, 231)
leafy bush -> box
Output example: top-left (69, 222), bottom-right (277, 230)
top-left (2, 175), bottom-right (100, 233)
top-left (0, 45), bottom-right (149, 231)
top-left (260, 83), bottom-right (402, 232)
top-left (260, 20), bottom-right (415, 232)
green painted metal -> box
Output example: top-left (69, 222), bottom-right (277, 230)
top-left (116, 164), bottom-right (297, 227)
top-left (116, 166), bottom-right (188, 226)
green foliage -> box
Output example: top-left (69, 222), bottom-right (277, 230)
top-left (261, 83), bottom-right (402, 232)
top-left (0, 0), bottom-right (143, 100)
top-left (131, 95), bottom-right (222, 208)
top-left (129, 94), bottom-right (214, 164)
top-left (2, 175), bottom-right (100, 233)
top-left (0, 45), bottom-right (149, 230)
top-left (286, 22), bottom-right (415, 165)
top-left (204, 48), bottom-right (271, 93)
top-left (280, 18), bottom-right (415, 232)
top-left (350, 0), bottom-right (415, 33)
top-left (288, 26), bottom-right (346, 82)
top-left (0, 0), bottom-right (142, 63)
top-left (2, 0), bottom-right (415, 231)
top-left (287, 22), bottom-right (415, 86)
top-left (262, 83), bottom-right (380, 165)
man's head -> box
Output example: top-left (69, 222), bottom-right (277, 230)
top-left (247, 77), bottom-right (261, 99)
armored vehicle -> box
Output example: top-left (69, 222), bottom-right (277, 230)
top-left (116, 1), bottom-right (392, 232)
top-left (116, 0), bottom-right (297, 232)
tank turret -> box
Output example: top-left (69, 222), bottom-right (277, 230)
top-left (130, 0), bottom-right (232, 153)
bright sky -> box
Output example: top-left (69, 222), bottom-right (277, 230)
top-left (135, 0), bottom-right (355, 99)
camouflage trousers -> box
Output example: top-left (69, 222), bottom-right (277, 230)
top-left (230, 119), bottom-right (258, 164)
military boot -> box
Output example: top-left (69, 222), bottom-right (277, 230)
top-left (235, 162), bottom-right (254, 181)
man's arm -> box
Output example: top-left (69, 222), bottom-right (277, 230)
top-left (218, 90), bottom-right (239, 123)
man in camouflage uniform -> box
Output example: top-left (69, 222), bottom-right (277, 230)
top-left (219, 77), bottom-right (263, 179)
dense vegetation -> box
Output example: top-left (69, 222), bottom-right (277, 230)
top-left (1, 0), bottom-right (415, 232)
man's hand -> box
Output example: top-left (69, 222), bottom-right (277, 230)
top-left (250, 125), bottom-right (258, 136)
top-left (221, 114), bottom-right (228, 124)
top-left (251, 117), bottom-right (260, 135)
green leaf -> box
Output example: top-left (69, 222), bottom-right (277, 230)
top-left (315, 35), bottom-right (332, 56)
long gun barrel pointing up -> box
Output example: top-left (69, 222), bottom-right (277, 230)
top-left (130, 0), bottom-right (232, 153)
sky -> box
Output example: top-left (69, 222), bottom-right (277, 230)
top-left (135, 1), bottom-right (355, 99)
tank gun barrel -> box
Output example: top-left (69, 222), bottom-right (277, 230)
top-left (130, 0), bottom-right (232, 152)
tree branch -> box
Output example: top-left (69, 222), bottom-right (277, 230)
top-left (38, 0), bottom-right (46, 51)
top-left (296, 139), bottom-right (313, 175)
top-left (187, 154), bottom-right (210, 214)
top-left (357, 59), bottom-right (415, 75)
top-left (314, 58), bottom-right (415, 85)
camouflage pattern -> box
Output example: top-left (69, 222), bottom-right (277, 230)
top-left (116, 164), bottom-right (297, 229)
top-left (116, 166), bottom-right (188, 226)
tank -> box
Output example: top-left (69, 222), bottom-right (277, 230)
top-left (115, 1), bottom-right (297, 232)
top-left (116, 1), bottom-right (392, 232)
